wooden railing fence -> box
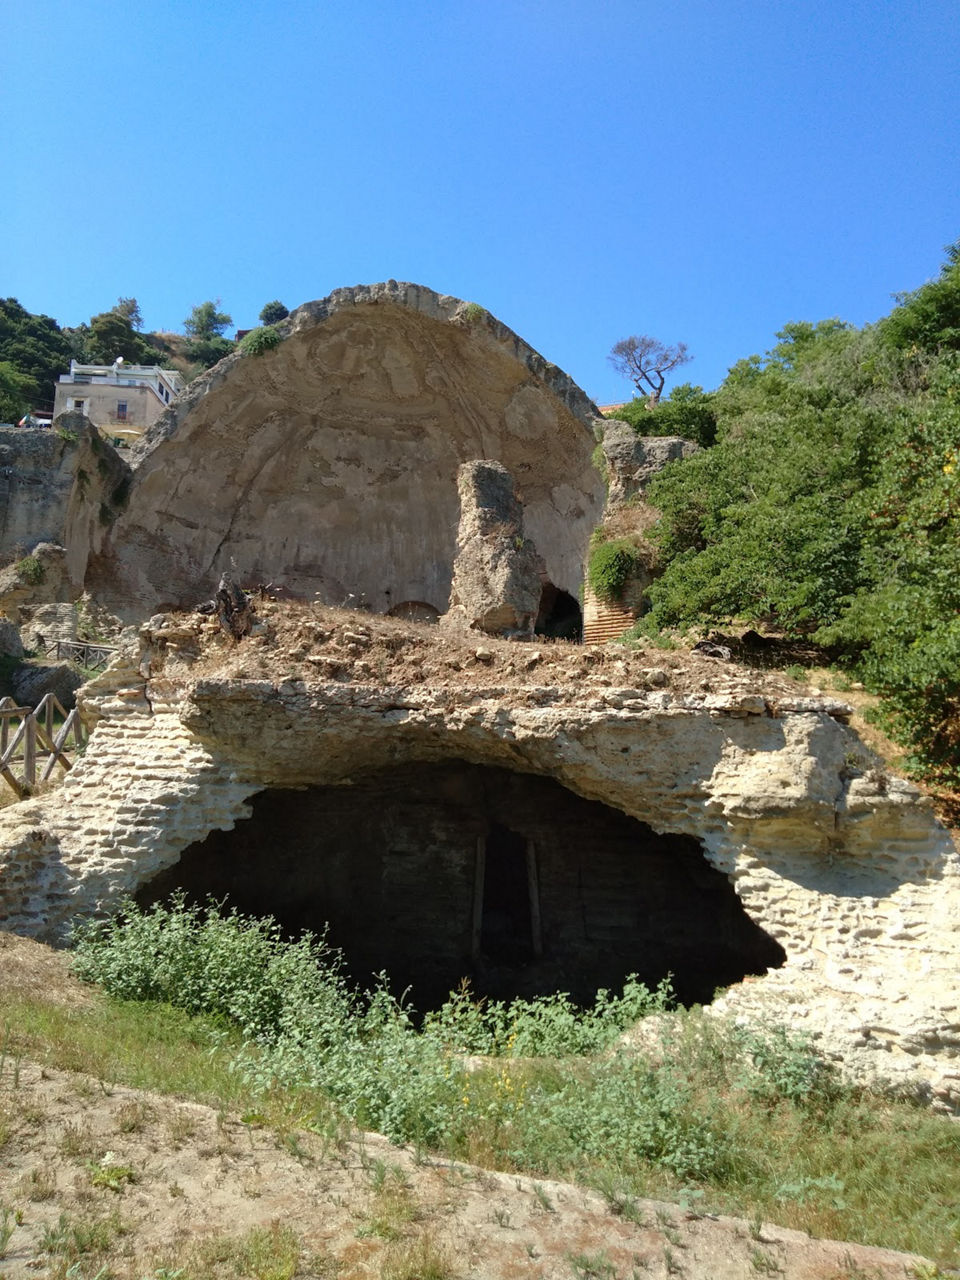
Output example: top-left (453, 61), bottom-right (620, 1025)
top-left (42, 639), bottom-right (117, 671)
top-left (0, 693), bottom-right (88, 798)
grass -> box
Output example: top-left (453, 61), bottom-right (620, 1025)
top-left (4, 904), bottom-right (960, 1266)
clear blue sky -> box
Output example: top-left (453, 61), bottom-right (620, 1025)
top-left (4, 0), bottom-right (958, 403)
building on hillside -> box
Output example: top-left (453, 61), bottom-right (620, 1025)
top-left (53, 360), bottom-right (185, 443)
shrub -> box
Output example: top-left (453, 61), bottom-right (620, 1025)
top-left (16, 555), bottom-right (44, 585)
top-left (587, 537), bottom-right (643, 603)
top-left (239, 325), bottom-right (283, 357)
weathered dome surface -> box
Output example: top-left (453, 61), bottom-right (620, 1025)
top-left (87, 283), bottom-right (605, 619)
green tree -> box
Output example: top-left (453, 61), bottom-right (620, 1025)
top-left (609, 383), bottom-right (717, 448)
top-left (113, 296), bottom-right (143, 330)
top-left (184, 300), bottom-right (233, 341)
top-left (259, 300), bottom-right (289, 325)
top-left (880, 241), bottom-right (960, 353)
top-left (85, 311), bottom-right (157, 364)
top-left (0, 297), bottom-right (73, 407)
top-left (0, 360), bottom-right (38, 422)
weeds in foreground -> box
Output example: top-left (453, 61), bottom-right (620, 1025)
top-left (381, 1231), bottom-right (455, 1280)
top-left (188, 1222), bottom-right (301, 1280)
top-left (1, 898), bottom-right (957, 1266)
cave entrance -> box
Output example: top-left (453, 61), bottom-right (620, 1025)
top-left (535, 583), bottom-right (582, 641)
top-left (136, 761), bottom-right (784, 1010)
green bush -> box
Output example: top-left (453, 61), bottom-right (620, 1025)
top-left (631, 246), bottom-right (960, 782)
top-left (587, 538), bottom-right (643, 603)
top-left (608, 383), bottom-right (718, 448)
top-left (239, 325), bottom-right (283, 357)
top-left (72, 898), bottom-right (672, 1150)
top-left (16, 555), bottom-right (44, 585)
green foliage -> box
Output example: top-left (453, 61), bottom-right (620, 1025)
top-left (610, 383), bottom-right (718, 448)
top-left (83, 310), bottom-right (158, 365)
top-left (185, 335), bottom-right (235, 368)
top-left (239, 325), bottom-right (283, 357)
top-left (636, 244), bottom-right (960, 782)
top-left (0, 360), bottom-right (37, 421)
top-left (4, 893), bottom-right (949, 1264)
top-left (587, 537), bottom-right (643, 603)
top-left (15, 556), bottom-right (45, 585)
top-left (113, 296), bottom-right (143, 330)
top-left (72, 899), bottom-right (676, 1153)
top-left (462, 302), bottom-right (487, 323)
top-left (184, 300), bottom-right (233, 341)
top-left (259, 300), bottom-right (289, 325)
top-left (880, 241), bottom-right (960, 353)
top-left (0, 297), bottom-right (73, 408)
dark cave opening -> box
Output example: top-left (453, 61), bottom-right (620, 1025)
top-left (535, 583), bottom-right (582, 641)
top-left (479, 822), bottom-right (536, 965)
top-left (136, 762), bottom-right (785, 1010)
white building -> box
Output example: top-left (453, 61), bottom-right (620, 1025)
top-left (53, 360), bottom-right (185, 442)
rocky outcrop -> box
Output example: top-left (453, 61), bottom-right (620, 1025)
top-left (0, 609), bottom-right (958, 1108)
top-left (84, 285), bottom-right (605, 621)
top-left (442, 461), bottom-right (545, 636)
top-left (0, 616), bottom-right (23, 659)
top-left (0, 543), bottom-right (73, 616)
top-left (18, 602), bottom-right (78, 652)
top-left (601, 423), bottom-right (699, 507)
top-left (0, 418), bottom-right (131, 598)
top-left (11, 661), bottom-right (84, 710)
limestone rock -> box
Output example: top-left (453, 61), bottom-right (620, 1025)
top-left (442, 461), bottom-right (546, 636)
top-left (83, 283), bottom-right (604, 621)
top-left (0, 416), bottom-right (130, 596)
top-left (0, 616), bottom-right (23, 658)
top-left (12, 660), bottom-right (84, 709)
top-left (1, 611), bottom-right (960, 1109)
top-left (0, 543), bottom-right (71, 614)
top-left (19, 602), bottom-right (78, 653)
top-left (601, 423), bottom-right (699, 507)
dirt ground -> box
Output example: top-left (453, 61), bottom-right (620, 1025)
top-left (0, 937), bottom-right (937, 1280)
top-left (182, 601), bottom-right (828, 704)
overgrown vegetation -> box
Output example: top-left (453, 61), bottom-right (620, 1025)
top-left (239, 325), bottom-right (283, 357)
top-left (15, 555), bottom-right (45, 585)
top-left (612, 243), bottom-right (960, 785)
top-left (587, 536), bottom-right (643, 603)
top-left (59, 898), bottom-right (960, 1264)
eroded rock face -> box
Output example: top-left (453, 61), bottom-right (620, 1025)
top-left (86, 284), bottom-right (606, 621)
top-left (0, 616), bottom-right (23, 658)
top-left (0, 418), bottom-right (130, 599)
top-left (442, 461), bottom-right (545, 636)
top-left (0, 611), bottom-right (958, 1109)
top-left (601, 422), bottom-right (700, 507)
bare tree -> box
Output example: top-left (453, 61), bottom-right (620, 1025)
top-left (608, 335), bottom-right (692, 405)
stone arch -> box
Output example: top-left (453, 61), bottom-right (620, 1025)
top-left (535, 582), bottom-right (583, 640)
top-left (386, 600), bottom-right (441, 624)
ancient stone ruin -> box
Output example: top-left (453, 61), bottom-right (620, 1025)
top-left (442, 460), bottom-right (546, 637)
top-left (1, 283), bottom-right (959, 1114)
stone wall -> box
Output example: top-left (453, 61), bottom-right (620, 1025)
top-left (0, 631), bottom-right (958, 1107)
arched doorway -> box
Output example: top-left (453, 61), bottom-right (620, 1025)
top-left (535, 583), bottom-right (582, 640)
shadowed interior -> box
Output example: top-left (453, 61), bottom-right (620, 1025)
top-left (136, 762), bottom-right (785, 1009)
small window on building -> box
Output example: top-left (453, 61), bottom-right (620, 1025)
top-left (73, 399), bottom-right (85, 414)
top-left (116, 401), bottom-right (127, 422)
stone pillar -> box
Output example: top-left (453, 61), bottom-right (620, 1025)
top-left (442, 460), bottom-right (546, 637)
